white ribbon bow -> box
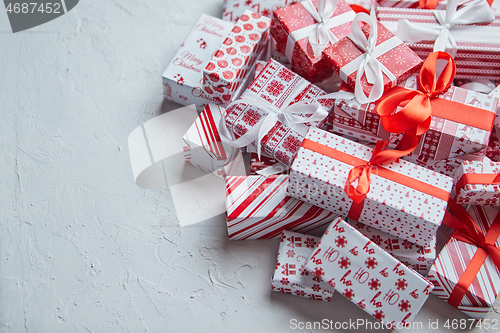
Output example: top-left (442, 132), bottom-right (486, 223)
top-left (397, 0), bottom-right (494, 57)
top-left (341, 9), bottom-right (401, 104)
top-left (285, 0), bottom-right (356, 60)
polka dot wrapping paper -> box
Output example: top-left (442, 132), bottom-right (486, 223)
top-left (203, 10), bottom-right (271, 104)
top-left (286, 127), bottom-right (454, 248)
top-left (305, 218), bottom-right (434, 330)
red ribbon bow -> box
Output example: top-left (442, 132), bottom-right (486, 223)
top-left (443, 198), bottom-right (500, 308)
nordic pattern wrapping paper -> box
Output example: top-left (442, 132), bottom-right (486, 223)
top-left (203, 11), bottom-right (270, 103)
top-left (305, 218), bottom-right (434, 329)
top-left (225, 175), bottom-right (338, 239)
top-left (454, 158), bottom-right (500, 206)
top-left (271, 231), bottom-right (335, 301)
top-left (225, 59), bottom-right (334, 167)
top-left (427, 205), bottom-right (500, 320)
top-left (286, 127), bottom-right (454, 247)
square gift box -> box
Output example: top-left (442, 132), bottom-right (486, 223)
top-left (427, 205), bottom-right (500, 320)
top-left (322, 18), bottom-right (423, 99)
top-left (222, 0), bottom-right (290, 23)
top-left (183, 104), bottom-right (244, 177)
top-left (376, 7), bottom-right (500, 81)
top-left (454, 158), bottom-right (500, 206)
top-left (162, 14), bottom-right (238, 111)
top-left (333, 74), bottom-right (499, 160)
top-left (271, 231), bottom-right (335, 301)
top-left (306, 218), bottom-right (434, 329)
top-left (203, 11), bottom-right (271, 104)
top-left (224, 59), bottom-right (334, 167)
top-left (286, 127), bottom-right (454, 247)
top-left (271, 0), bottom-right (356, 83)
top-left (225, 174), bottom-right (338, 239)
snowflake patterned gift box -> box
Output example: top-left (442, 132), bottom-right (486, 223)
top-left (333, 73), bottom-right (499, 161)
top-left (454, 158), bottom-right (500, 206)
top-left (376, 4), bottom-right (500, 81)
top-left (203, 11), bottom-right (271, 104)
top-left (225, 174), bottom-right (339, 239)
top-left (305, 218), bottom-right (434, 329)
top-left (222, 0), bottom-right (291, 23)
top-left (322, 13), bottom-right (423, 102)
top-left (271, 231), bottom-right (335, 300)
top-left (271, 0), bottom-right (357, 83)
top-left (183, 104), bottom-right (244, 177)
top-left (346, 219), bottom-right (436, 276)
top-left (163, 14), bottom-right (242, 112)
top-left (223, 59), bottom-right (335, 167)
top-left (286, 127), bottom-right (454, 247)
top-left (427, 204), bottom-right (500, 320)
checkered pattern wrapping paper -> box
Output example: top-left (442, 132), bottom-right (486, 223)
top-left (427, 205), bottom-right (500, 320)
top-left (305, 218), bottom-right (434, 329)
top-left (454, 158), bottom-right (500, 206)
top-left (225, 175), bottom-right (338, 239)
top-left (224, 59), bottom-right (334, 167)
top-left (271, 0), bottom-right (356, 82)
top-left (203, 11), bottom-right (270, 103)
top-left (286, 127), bottom-right (454, 248)
top-left (271, 231), bottom-right (335, 301)
top-left (377, 7), bottom-right (500, 81)
top-left (333, 75), bottom-right (499, 160)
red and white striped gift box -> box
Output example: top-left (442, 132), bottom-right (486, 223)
top-left (183, 104), bottom-right (243, 177)
top-left (271, 231), bottom-right (335, 301)
top-left (376, 0), bottom-right (474, 10)
top-left (427, 205), bottom-right (500, 320)
top-left (377, 7), bottom-right (500, 81)
top-left (225, 174), bottom-right (338, 240)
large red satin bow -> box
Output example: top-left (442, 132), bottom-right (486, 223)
top-left (344, 133), bottom-right (418, 203)
top-left (443, 198), bottom-right (500, 308)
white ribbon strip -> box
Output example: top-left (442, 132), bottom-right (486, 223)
top-left (397, 0), bottom-right (495, 58)
top-left (340, 10), bottom-right (401, 104)
top-left (285, 0), bottom-right (357, 61)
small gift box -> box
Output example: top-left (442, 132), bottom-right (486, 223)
top-left (286, 127), bottom-right (454, 247)
top-left (271, 0), bottom-right (357, 83)
top-left (347, 219), bottom-right (436, 276)
top-left (225, 174), bottom-right (338, 239)
top-left (377, 1), bottom-right (500, 80)
top-left (221, 59), bottom-right (339, 167)
top-left (162, 14), bottom-right (238, 111)
top-left (203, 11), bottom-right (270, 104)
top-left (306, 218), bottom-right (434, 329)
top-left (272, 231), bottom-right (335, 301)
top-left (454, 158), bottom-right (500, 206)
top-left (427, 202), bottom-right (500, 320)
top-left (222, 0), bottom-right (289, 23)
top-left (322, 11), bottom-right (423, 103)
top-left (183, 104), bottom-right (244, 177)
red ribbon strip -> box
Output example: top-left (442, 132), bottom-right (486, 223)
top-left (443, 198), bottom-right (500, 308)
top-left (456, 173), bottom-right (500, 194)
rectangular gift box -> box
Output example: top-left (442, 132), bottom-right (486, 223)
top-left (377, 8), bottom-right (500, 81)
top-left (347, 219), bottom-right (436, 276)
top-left (163, 14), bottom-right (240, 111)
top-left (222, 0), bottom-right (290, 23)
top-left (322, 19), bottom-right (423, 98)
top-left (183, 104), bottom-right (245, 177)
top-left (306, 218), bottom-right (434, 329)
top-left (203, 10), bottom-right (270, 103)
top-left (427, 205), bottom-right (500, 320)
top-left (333, 75), bottom-right (499, 160)
top-left (271, 0), bottom-right (356, 83)
top-left (376, 0), bottom-right (472, 10)
top-left (272, 231), bottom-right (335, 301)
top-left (454, 158), bottom-right (500, 206)
top-left (225, 175), bottom-right (339, 239)
top-left (286, 127), bottom-right (454, 247)
top-left (224, 59), bottom-right (334, 167)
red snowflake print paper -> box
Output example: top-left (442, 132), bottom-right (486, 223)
top-left (306, 218), bottom-right (434, 327)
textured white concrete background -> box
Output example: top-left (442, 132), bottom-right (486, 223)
top-left (1, 0), bottom-right (500, 332)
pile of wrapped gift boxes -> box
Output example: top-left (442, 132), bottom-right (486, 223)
top-left (162, 0), bottom-right (500, 327)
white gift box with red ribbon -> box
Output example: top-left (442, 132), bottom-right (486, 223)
top-left (454, 158), bottom-right (500, 206)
